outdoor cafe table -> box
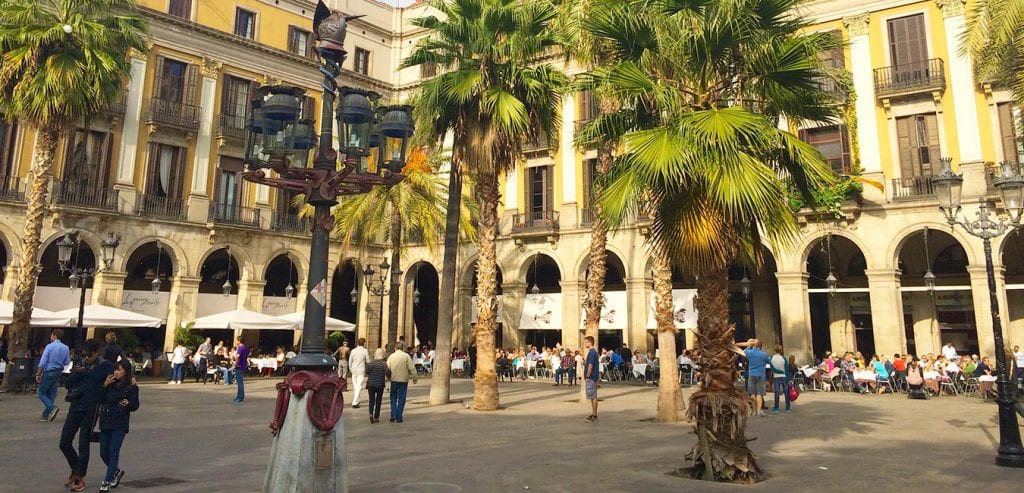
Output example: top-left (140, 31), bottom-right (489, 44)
top-left (251, 358), bottom-right (278, 374)
top-left (633, 363), bottom-right (648, 380)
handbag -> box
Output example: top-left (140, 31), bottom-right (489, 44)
top-left (89, 403), bottom-right (104, 442)
top-left (788, 382), bottom-right (800, 401)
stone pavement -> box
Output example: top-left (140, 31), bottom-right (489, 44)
top-left (0, 377), bottom-right (1021, 492)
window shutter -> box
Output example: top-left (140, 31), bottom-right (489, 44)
top-left (145, 143), bottom-right (160, 195)
top-left (153, 56), bottom-right (166, 99)
top-left (248, 80), bottom-right (260, 117)
top-left (923, 113), bottom-right (940, 175)
top-left (170, 145), bottom-right (186, 200)
top-left (287, 27), bottom-right (297, 54)
top-left (896, 116), bottom-right (915, 178)
top-left (183, 63), bottom-right (199, 107)
top-left (99, 131), bottom-right (114, 188)
top-left (220, 76), bottom-right (233, 114)
top-left (998, 103), bottom-right (1020, 164)
top-left (544, 165), bottom-right (553, 214)
top-left (302, 96), bottom-right (316, 120)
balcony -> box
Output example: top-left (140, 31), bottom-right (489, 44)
top-left (873, 58), bottom-right (945, 99)
top-left (523, 133), bottom-right (553, 154)
top-left (136, 194), bottom-right (185, 220)
top-left (580, 207), bottom-right (595, 227)
top-left (0, 175), bottom-right (23, 202)
top-left (104, 92), bottom-right (127, 116)
top-left (209, 202), bottom-right (260, 228)
top-left (814, 75), bottom-right (848, 103)
top-left (145, 98), bottom-right (200, 130)
top-left (216, 114), bottom-right (247, 142)
top-left (271, 211), bottom-right (307, 234)
top-left (512, 210), bottom-right (559, 236)
top-left (891, 176), bottom-right (935, 201)
top-left (52, 183), bottom-right (118, 211)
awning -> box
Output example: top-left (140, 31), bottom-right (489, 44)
top-left (191, 309), bottom-right (296, 331)
top-left (278, 311), bottom-right (355, 332)
top-left (519, 293), bottom-right (562, 330)
top-left (0, 301), bottom-right (72, 327)
top-left (53, 304), bottom-right (162, 328)
top-left (646, 289), bottom-right (698, 330)
top-left (578, 290), bottom-right (628, 329)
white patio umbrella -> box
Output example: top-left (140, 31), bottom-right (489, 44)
top-left (278, 311), bottom-right (355, 332)
top-left (0, 300), bottom-right (73, 327)
top-left (53, 304), bottom-right (162, 328)
top-left (190, 309), bottom-right (295, 331)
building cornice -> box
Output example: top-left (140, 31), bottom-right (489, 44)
top-left (797, 0), bottom-right (930, 23)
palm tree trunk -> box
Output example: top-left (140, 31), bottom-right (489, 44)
top-left (579, 136), bottom-right (614, 402)
top-left (2, 125), bottom-right (59, 390)
top-left (429, 160), bottom-right (462, 406)
top-left (687, 261), bottom-right (762, 482)
top-left (472, 171), bottom-right (500, 411)
top-left (387, 206), bottom-right (401, 351)
top-left (653, 239), bottom-right (685, 423)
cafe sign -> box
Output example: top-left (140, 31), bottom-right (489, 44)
top-left (121, 290), bottom-right (170, 321)
top-left (262, 296), bottom-right (296, 316)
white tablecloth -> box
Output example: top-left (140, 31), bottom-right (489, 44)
top-left (0, 361), bottom-right (5, 374)
top-left (801, 367), bottom-right (818, 378)
top-left (451, 359), bottom-right (465, 371)
top-left (251, 358), bottom-right (278, 371)
top-left (853, 370), bottom-right (875, 381)
top-left (633, 363), bottom-right (648, 379)
top-left (923, 371), bottom-right (940, 380)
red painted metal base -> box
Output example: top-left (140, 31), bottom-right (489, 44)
top-left (269, 370), bottom-right (348, 436)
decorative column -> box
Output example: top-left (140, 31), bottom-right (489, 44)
top-left (90, 271), bottom-right (126, 308)
top-left (501, 281), bottom-right (526, 349)
top-left (843, 14), bottom-right (885, 201)
top-left (165, 275), bottom-right (200, 352)
top-left (455, 286), bottom-right (473, 350)
top-left (560, 92), bottom-right (578, 227)
top-left (909, 291), bottom-right (941, 356)
top-left (938, 0), bottom-right (984, 165)
top-left (865, 269), bottom-right (906, 356)
top-left (1, 264), bottom-right (20, 300)
top-left (236, 276), bottom-right (266, 346)
top-left (114, 50), bottom-right (148, 214)
top-left (560, 280), bottom-right (584, 350)
top-left (968, 265), bottom-right (998, 358)
top-left (186, 57), bottom-right (220, 223)
top-left (775, 272), bottom-right (813, 364)
top-left (827, 293), bottom-right (856, 354)
top-left (625, 277), bottom-right (651, 353)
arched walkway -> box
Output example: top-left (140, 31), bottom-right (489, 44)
top-left (806, 234), bottom-right (868, 358)
top-left (406, 261), bottom-right (439, 347)
top-left (521, 253), bottom-right (562, 348)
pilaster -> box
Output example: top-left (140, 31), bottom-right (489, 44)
top-left (560, 280), bottom-right (584, 350)
top-left (938, 0), bottom-right (982, 163)
top-left (968, 265), bottom-right (997, 358)
top-left (560, 93), bottom-right (576, 205)
top-left (775, 272), bottom-right (813, 364)
top-left (843, 13), bottom-right (883, 174)
top-left (625, 277), bottom-right (651, 353)
top-left (866, 269), bottom-right (906, 356)
top-left (2, 265), bottom-right (19, 300)
top-left (501, 281), bottom-right (526, 349)
top-left (165, 276), bottom-right (200, 352)
top-left (455, 286), bottom-right (473, 350)
top-left (909, 291), bottom-right (940, 356)
top-left (188, 58), bottom-right (220, 220)
top-left (115, 55), bottom-right (148, 187)
top-left (751, 281), bottom-right (780, 350)
top-left (827, 293), bottom-right (855, 354)
top-left (237, 278), bottom-right (266, 311)
top-left (91, 271), bottom-right (126, 308)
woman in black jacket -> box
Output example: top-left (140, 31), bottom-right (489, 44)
top-left (364, 348), bottom-right (388, 424)
top-left (98, 360), bottom-right (140, 492)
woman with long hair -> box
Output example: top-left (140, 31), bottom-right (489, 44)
top-left (98, 360), bottom-right (140, 492)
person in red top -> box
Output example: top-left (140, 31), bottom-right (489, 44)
top-left (892, 354), bottom-right (907, 372)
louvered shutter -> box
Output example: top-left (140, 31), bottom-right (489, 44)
top-left (145, 143), bottom-right (160, 195)
top-left (171, 145), bottom-right (187, 200)
top-left (287, 27), bottom-right (297, 54)
top-left (544, 165), bottom-right (554, 215)
top-left (922, 113), bottom-right (940, 175)
top-left (301, 95), bottom-right (316, 120)
top-left (153, 56), bottom-right (167, 100)
top-left (896, 116), bottom-right (916, 178)
top-left (183, 63), bottom-right (199, 106)
top-left (999, 103), bottom-right (1020, 164)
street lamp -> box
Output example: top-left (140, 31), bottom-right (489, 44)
top-left (58, 230), bottom-right (119, 350)
top-left (255, 3), bottom-right (414, 490)
top-left (222, 247), bottom-right (234, 298)
top-left (740, 271), bottom-right (751, 299)
top-left (931, 158), bottom-right (1024, 468)
top-left (364, 259), bottom-right (396, 350)
top-left (151, 241), bottom-right (163, 295)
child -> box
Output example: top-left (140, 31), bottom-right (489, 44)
top-left (98, 360), bottom-right (140, 491)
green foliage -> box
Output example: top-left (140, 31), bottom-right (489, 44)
top-left (174, 322), bottom-right (203, 349)
top-left (788, 178), bottom-right (863, 218)
top-left (111, 328), bottom-right (141, 354)
top-left (964, 0), bottom-right (1024, 110)
top-left (327, 331), bottom-right (347, 351)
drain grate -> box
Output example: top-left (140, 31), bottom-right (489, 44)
top-left (120, 477), bottom-right (188, 489)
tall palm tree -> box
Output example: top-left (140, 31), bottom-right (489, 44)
top-left (403, 0), bottom-right (567, 411)
top-left (593, 0), bottom-right (840, 481)
top-left (964, 0), bottom-right (1024, 108)
top-left (0, 0), bottom-right (146, 376)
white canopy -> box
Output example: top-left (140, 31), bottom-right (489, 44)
top-left (278, 311), bottom-right (355, 332)
top-left (0, 301), bottom-right (73, 327)
top-left (190, 309), bottom-right (296, 331)
top-left (53, 304), bottom-right (162, 328)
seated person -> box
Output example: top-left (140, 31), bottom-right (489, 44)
top-left (840, 352), bottom-right (861, 392)
top-left (975, 356), bottom-right (998, 398)
top-left (871, 355), bottom-right (890, 394)
top-left (609, 350), bottom-right (624, 371)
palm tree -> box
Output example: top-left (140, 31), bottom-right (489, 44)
top-left (0, 0), bottom-right (146, 376)
top-left (964, 0), bottom-right (1024, 108)
top-left (592, 0), bottom-right (840, 481)
top-left (403, 0), bottom-right (567, 411)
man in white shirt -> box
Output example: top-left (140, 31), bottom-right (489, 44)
top-left (348, 338), bottom-right (370, 409)
top-left (941, 342), bottom-right (958, 362)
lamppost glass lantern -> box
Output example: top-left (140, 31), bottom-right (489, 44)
top-left (825, 272), bottom-right (838, 297)
top-left (337, 88), bottom-right (379, 166)
top-left (57, 231), bottom-right (76, 272)
top-left (68, 272), bottom-right (81, 291)
top-left (100, 232), bottom-right (120, 270)
top-left (222, 279), bottom-right (233, 297)
top-left (413, 287), bottom-right (421, 305)
top-left (289, 119), bottom-right (317, 168)
top-left (377, 105), bottom-right (415, 173)
top-left (740, 273), bottom-right (751, 299)
top-left (923, 269), bottom-right (936, 294)
top-left (350, 286), bottom-right (358, 304)
top-left (931, 157), bottom-right (963, 224)
top-left (363, 266), bottom-right (374, 289)
top-left (993, 160), bottom-right (1024, 223)
top-left (244, 86), bottom-right (307, 169)
top-left (244, 107), bottom-right (274, 168)
top-left (151, 277), bottom-right (161, 295)
top-left (285, 283), bottom-right (295, 299)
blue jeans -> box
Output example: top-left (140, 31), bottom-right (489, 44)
top-left (389, 382), bottom-right (408, 421)
top-left (60, 407), bottom-right (95, 477)
top-left (38, 369), bottom-right (62, 416)
top-left (234, 371), bottom-right (245, 402)
top-left (220, 366), bottom-right (234, 384)
top-left (773, 378), bottom-right (791, 411)
top-left (99, 430), bottom-right (126, 482)
top-left (171, 363), bottom-right (183, 382)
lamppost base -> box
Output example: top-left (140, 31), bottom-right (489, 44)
top-left (995, 454), bottom-right (1024, 468)
top-left (283, 352), bottom-right (338, 372)
top-left (263, 370), bottom-right (348, 493)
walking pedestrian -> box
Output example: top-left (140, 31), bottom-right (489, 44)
top-left (349, 338), bottom-right (369, 409)
top-left (386, 342), bottom-right (417, 423)
top-left (365, 348), bottom-right (388, 423)
top-left (467, 343), bottom-right (477, 378)
top-left (97, 360), bottom-right (140, 492)
top-left (741, 339), bottom-right (770, 417)
top-left (195, 338), bottom-right (212, 384)
top-left (35, 329), bottom-right (70, 422)
top-left (60, 339), bottom-right (113, 492)
top-left (101, 331), bottom-right (123, 363)
top-left (770, 345), bottom-right (791, 414)
top-left (169, 342), bottom-right (188, 384)
top-left (584, 336), bottom-right (599, 422)
top-left (336, 341), bottom-right (351, 378)
top-left (233, 336), bottom-right (249, 403)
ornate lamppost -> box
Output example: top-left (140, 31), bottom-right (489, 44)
top-left (931, 158), bottom-right (1024, 468)
top-left (248, 2), bottom-right (414, 491)
top-left (362, 259), bottom-right (398, 351)
top-left (57, 230), bottom-right (119, 350)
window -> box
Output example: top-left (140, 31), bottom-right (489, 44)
top-left (168, 0), bottom-right (190, 19)
top-left (527, 165), bottom-right (553, 216)
top-left (220, 76), bottom-right (254, 132)
top-left (156, 58), bottom-right (188, 102)
top-left (354, 48), bottom-right (370, 75)
top-left (216, 157), bottom-right (245, 208)
top-left (63, 129), bottom-right (113, 190)
top-left (234, 8), bottom-right (256, 40)
top-left (895, 113), bottom-right (940, 178)
top-left (799, 125), bottom-right (852, 174)
top-left (420, 62), bottom-right (437, 79)
top-left (288, 26), bottom-right (314, 59)
top-left (887, 14), bottom-right (928, 68)
top-left (0, 119), bottom-right (17, 178)
top-left (997, 103), bottom-right (1022, 165)
top-left (582, 158), bottom-right (599, 208)
top-left (146, 143), bottom-right (185, 199)
top-left (577, 90), bottom-right (599, 122)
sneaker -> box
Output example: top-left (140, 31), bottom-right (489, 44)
top-left (69, 478), bottom-right (86, 492)
top-left (38, 416), bottom-right (48, 422)
top-left (389, 417), bottom-right (396, 422)
top-left (99, 481), bottom-right (111, 492)
top-left (64, 474), bottom-right (78, 487)
top-left (168, 381), bottom-right (175, 384)
top-left (757, 411), bottom-right (766, 417)
top-left (352, 404), bottom-right (360, 408)
top-left (111, 468), bottom-right (124, 488)
top-left (786, 410), bottom-right (792, 414)
top-left (771, 409), bottom-right (779, 414)
top-left (585, 415), bottom-right (597, 423)
top-left (48, 407), bottom-right (60, 422)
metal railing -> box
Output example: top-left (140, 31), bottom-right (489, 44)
top-left (52, 183), bottom-right (118, 210)
top-left (105, 92), bottom-right (127, 115)
top-left (891, 176), bottom-right (935, 200)
top-left (271, 211), bottom-right (307, 233)
top-left (873, 58), bottom-right (945, 98)
top-left (209, 202), bottom-right (260, 227)
top-left (814, 75), bottom-right (848, 102)
top-left (580, 207), bottom-right (595, 226)
top-left (0, 175), bottom-right (22, 201)
top-left (512, 210), bottom-right (559, 234)
top-left (523, 133), bottom-right (552, 152)
top-left (136, 194), bottom-right (185, 220)
top-left (217, 114), bottom-right (247, 141)
top-left (146, 98), bottom-right (200, 129)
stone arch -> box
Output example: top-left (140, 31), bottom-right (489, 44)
top-left (122, 240), bottom-right (177, 293)
top-left (259, 247), bottom-right (309, 282)
top-left (197, 243), bottom-right (254, 280)
top-left (263, 254), bottom-right (302, 298)
top-left (573, 244), bottom-right (630, 282)
top-left (405, 260), bottom-right (440, 346)
top-left (515, 250), bottom-right (565, 285)
top-left (197, 246), bottom-right (242, 295)
top-left (0, 221), bottom-right (21, 263)
top-left (797, 230), bottom-right (875, 273)
top-left (886, 221), bottom-right (981, 271)
top-left (118, 236), bottom-right (186, 275)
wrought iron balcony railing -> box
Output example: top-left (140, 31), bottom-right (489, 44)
top-left (209, 202), bottom-right (260, 228)
top-left (217, 114), bottom-right (247, 141)
top-left (136, 194), bottom-right (185, 220)
top-left (0, 175), bottom-right (23, 202)
top-left (52, 183), bottom-right (118, 211)
top-left (873, 58), bottom-right (946, 99)
top-left (271, 211), bottom-right (307, 234)
top-left (146, 98), bottom-right (200, 130)
top-left (891, 176), bottom-right (935, 200)
top-left (512, 210), bottom-right (559, 234)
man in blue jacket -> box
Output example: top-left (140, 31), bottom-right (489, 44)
top-left (60, 339), bottom-right (114, 492)
top-left (35, 329), bottom-right (70, 422)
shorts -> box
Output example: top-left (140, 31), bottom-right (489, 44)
top-left (585, 379), bottom-right (597, 400)
top-left (746, 376), bottom-right (766, 396)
